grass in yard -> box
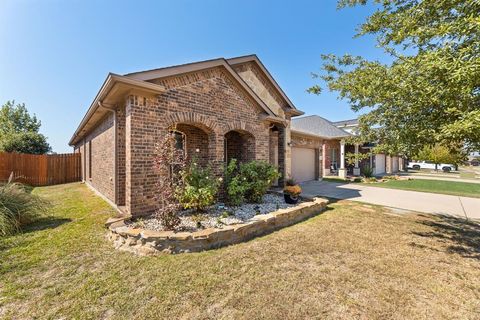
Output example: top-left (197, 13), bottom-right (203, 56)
top-left (373, 179), bottom-right (480, 198)
top-left (460, 171), bottom-right (476, 179)
top-left (1, 183), bottom-right (480, 319)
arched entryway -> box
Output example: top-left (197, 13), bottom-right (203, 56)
top-left (169, 123), bottom-right (213, 167)
top-left (224, 130), bottom-right (255, 164)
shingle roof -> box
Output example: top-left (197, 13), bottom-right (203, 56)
top-left (291, 115), bottom-right (351, 139)
top-left (331, 118), bottom-right (359, 127)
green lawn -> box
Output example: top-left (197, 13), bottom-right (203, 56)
top-left (1, 183), bottom-right (480, 319)
top-left (374, 179), bottom-right (480, 198)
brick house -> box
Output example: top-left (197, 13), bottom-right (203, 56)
top-left (70, 55), bottom-right (404, 217)
top-left (70, 55), bottom-right (304, 216)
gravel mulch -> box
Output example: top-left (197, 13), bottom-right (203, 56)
top-left (128, 193), bottom-right (300, 232)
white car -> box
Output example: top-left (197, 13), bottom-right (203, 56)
top-left (408, 160), bottom-right (456, 172)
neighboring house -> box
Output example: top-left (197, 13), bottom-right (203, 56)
top-left (290, 115), bottom-right (351, 181)
top-left (70, 55), bottom-right (304, 216)
top-left (331, 118), bottom-right (359, 135)
top-left (333, 118), bottom-right (404, 176)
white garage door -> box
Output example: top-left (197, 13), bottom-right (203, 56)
top-left (375, 154), bottom-right (386, 175)
top-left (392, 156), bottom-right (399, 173)
top-left (292, 147), bottom-right (316, 183)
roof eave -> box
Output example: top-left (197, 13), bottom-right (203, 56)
top-left (69, 74), bottom-right (167, 146)
top-left (291, 129), bottom-right (351, 140)
top-left (286, 109), bottom-right (304, 117)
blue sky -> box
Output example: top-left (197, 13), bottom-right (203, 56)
top-left (0, 0), bottom-right (387, 153)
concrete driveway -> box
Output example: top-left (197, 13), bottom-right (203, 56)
top-left (301, 180), bottom-right (480, 220)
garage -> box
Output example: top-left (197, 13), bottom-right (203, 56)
top-left (392, 156), bottom-right (399, 173)
top-left (292, 147), bottom-right (316, 182)
top-left (375, 154), bottom-right (386, 175)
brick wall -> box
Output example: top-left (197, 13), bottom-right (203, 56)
top-left (117, 106), bottom-right (126, 206)
top-left (79, 113), bottom-right (116, 202)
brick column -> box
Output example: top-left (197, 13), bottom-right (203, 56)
top-left (125, 95), bottom-right (162, 216)
top-left (277, 125), bottom-right (286, 186)
top-left (210, 133), bottom-right (224, 177)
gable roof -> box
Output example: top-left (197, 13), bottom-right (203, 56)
top-left (291, 115), bottom-right (351, 139)
top-left (226, 55), bottom-right (302, 115)
top-left (126, 54), bottom-right (303, 116)
top-left (70, 55), bottom-right (301, 146)
top-left (124, 57), bottom-right (276, 117)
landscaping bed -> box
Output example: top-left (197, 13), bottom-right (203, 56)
top-left (107, 196), bottom-right (328, 255)
top-left (129, 193), bottom-right (300, 232)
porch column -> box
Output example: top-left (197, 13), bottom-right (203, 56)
top-left (321, 142), bottom-right (326, 178)
top-left (339, 140), bottom-right (347, 179)
top-left (353, 143), bottom-right (361, 176)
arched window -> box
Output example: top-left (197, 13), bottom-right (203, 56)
top-left (170, 130), bottom-right (186, 155)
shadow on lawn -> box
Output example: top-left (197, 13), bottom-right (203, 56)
top-left (412, 214), bottom-right (480, 260)
top-left (22, 216), bottom-right (72, 234)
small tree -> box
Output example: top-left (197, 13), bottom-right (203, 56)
top-left (345, 151), bottom-right (371, 166)
top-left (0, 101), bottom-right (51, 154)
top-left (416, 144), bottom-right (457, 171)
top-left (152, 132), bottom-right (186, 230)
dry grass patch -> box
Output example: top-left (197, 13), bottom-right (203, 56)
top-left (1, 183), bottom-right (479, 319)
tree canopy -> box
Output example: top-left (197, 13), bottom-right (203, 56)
top-left (0, 101), bottom-right (51, 154)
top-left (416, 144), bottom-right (465, 169)
top-left (309, 0), bottom-right (480, 156)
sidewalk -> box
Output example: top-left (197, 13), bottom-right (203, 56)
top-left (300, 180), bottom-right (480, 220)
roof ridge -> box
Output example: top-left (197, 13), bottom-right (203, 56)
top-left (332, 118), bottom-right (359, 123)
top-left (124, 55), bottom-right (257, 77)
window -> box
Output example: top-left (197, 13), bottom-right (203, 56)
top-left (170, 130), bottom-right (185, 178)
top-left (172, 131), bottom-right (185, 152)
top-left (331, 148), bottom-right (337, 166)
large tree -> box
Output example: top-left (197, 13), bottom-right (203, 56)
top-left (309, 0), bottom-right (480, 156)
top-left (0, 101), bottom-right (51, 154)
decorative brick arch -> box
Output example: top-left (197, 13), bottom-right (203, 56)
top-left (165, 112), bottom-right (222, 135)
top-left (221, 121), bottom-right (257, 136)
top-left (223, 122), bottom-right (257, 164)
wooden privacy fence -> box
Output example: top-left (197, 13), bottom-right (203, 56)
top-left (0, 152), bottom-right (81, 186)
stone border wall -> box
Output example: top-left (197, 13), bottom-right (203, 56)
top-left (106, 197), bottom-right (328, 255)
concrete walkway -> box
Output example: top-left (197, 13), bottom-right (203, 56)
top-left (300, 180), bottom-right (480, 220)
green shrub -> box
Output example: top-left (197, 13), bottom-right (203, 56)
top-left (0, 182), bottom-right (49, 237)
top-left (224, 159), bottom-right (280, 205)
top-left (176, 161), bottom-right (220, 212)
top-left (239, 161), bottom-right (280, 203)
top-left (224, 159), bottom-right (248, 206)
top-left (362, 166), bottom-right (374, 178)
